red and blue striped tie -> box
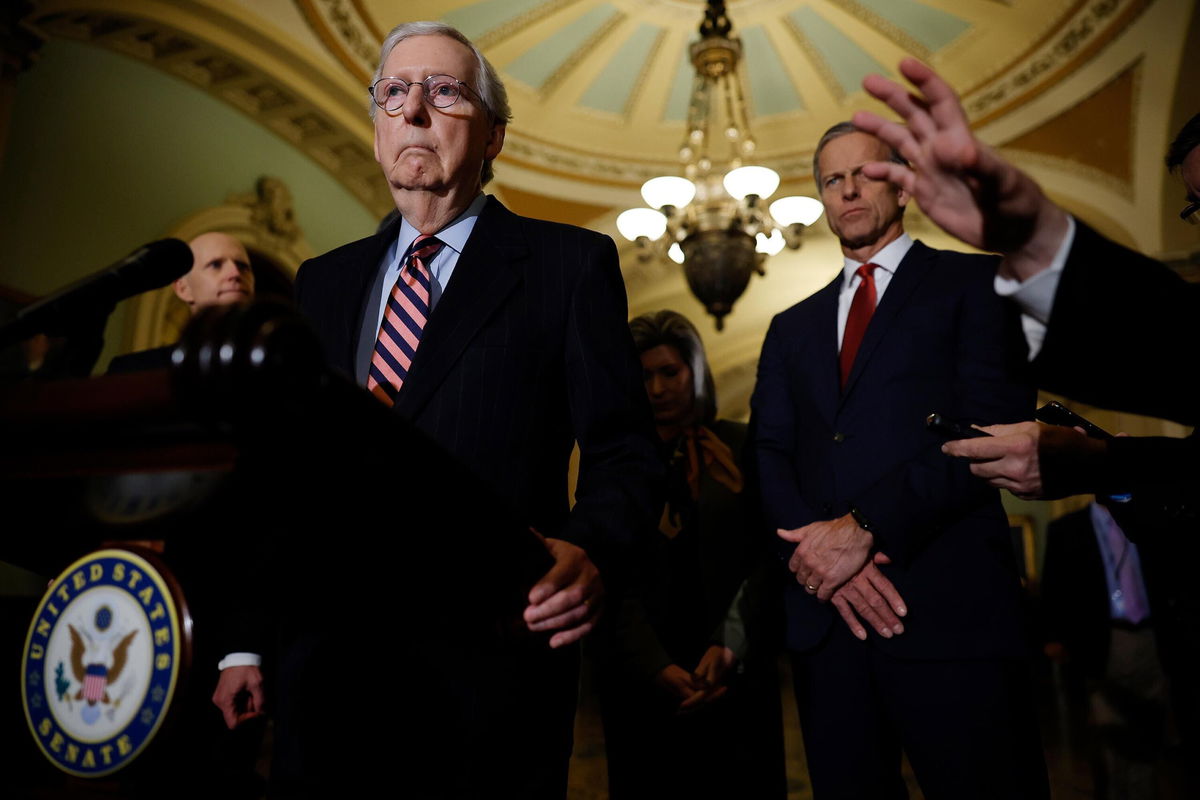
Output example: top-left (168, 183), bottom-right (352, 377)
top-left (367, 234), bottom-right (443, 406)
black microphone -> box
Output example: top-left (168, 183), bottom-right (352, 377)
top-left (0, 238), bottom-right (193, 346)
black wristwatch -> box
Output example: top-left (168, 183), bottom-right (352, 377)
top-left (849, 505), bottom-right (873, 533)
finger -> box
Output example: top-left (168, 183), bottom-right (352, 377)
top-left (852, 112), bottom-right (914, 153)
top-left (248, 680), bottom-right (265, 714)
top-left (985, 475), bottom-right (1042, 497)
top-left (860, 161), bottom-right (917, 196)
top-left (528, 597), bottom-right (594, 632)
top-left (816, 579), bottom-right (836, 602)
top-left (527, 561), bottom-right (570, 606)
top-left (525, 563), bottom-right (600, 618)
top-left (861, 73), bottom-right (915, 117)
top-left (841, 584), bottom-right (894, 638)
top-left (776, 527), bottom-right (805, 542)
top-left (964, 458), bottom-right (1018, 481)
top-left (548, 617), bottom-right (597, 648)
top-left (789, 546), bottom-right (809, 578)
top-left (896, 58), bottom-right (970, 131)
top-left (859, 78), bottom-right (937, 141)
top-left (864, 565), bottom-right (907, 618)
top-left (831, 594), bottom-right (867, 640)
top-left (942, 437), bottom-right (1007, 460)
top-left (872, 551), bottom-right (892, 565)
top-left (855, 579), bottom-right (903, 634)
top-left (215, 695), bottom-right (238, 730)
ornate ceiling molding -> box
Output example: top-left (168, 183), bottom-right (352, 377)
top-left (297, 0), bottom-right (1155, 195)
top-left (962, 0), bottom-right (1152, 126)
top-left (26, 0), bottom-right (393, 217)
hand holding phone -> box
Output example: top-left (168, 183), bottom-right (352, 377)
top-left (1034, 401), bottom-right (1112, 439)
top-left (925, 413), bottom-right (991, 439)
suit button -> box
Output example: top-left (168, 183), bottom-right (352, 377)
top-left (832, 432), bottom-right (845, 443)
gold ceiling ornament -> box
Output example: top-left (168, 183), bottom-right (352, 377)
top-left (616, 0), bottom-right (822, 331)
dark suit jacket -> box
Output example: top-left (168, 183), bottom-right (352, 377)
top-left (1031, 221), bottom-right (1198, 514)
top-left (294, 196), bottom-right (662, 572)
top-left (752, 240), bottom-right (1035, 658)
top-left (106, 344), bottom-right (173, 374)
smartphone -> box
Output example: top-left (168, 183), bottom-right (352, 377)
top-left (1034, 401), bottom-right (1113, 440)
top-left (925, 413), bottom-right (991, 439)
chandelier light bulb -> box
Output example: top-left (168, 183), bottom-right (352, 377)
top-left (723, 165), bottom-right (780, 200)
top-left (616, 208), bottom-right (668, 242)
top-left (668, 243), bottom-right (685, 264)
top-left (769, 195), bottom-right (824, 226)
top-left (756, 230), bottom-right (786, 255)
top-left (641, 176), bottom-right (697, 210)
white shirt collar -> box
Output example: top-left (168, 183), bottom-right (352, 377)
top-left (840, 231), bottom-right (914, 283)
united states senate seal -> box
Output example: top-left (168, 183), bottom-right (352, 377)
top-left (20, 548), bottom-right (188, 777)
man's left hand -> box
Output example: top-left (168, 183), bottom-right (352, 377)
top-left (524, 537), bottom-right (604, 648)
top-left (778, 513), bottom-right (873, 601)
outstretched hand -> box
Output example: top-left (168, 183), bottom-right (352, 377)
top-left (853, 59), bottom-right (1069, 281)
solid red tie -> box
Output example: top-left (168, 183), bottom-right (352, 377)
top-left (839, 262), bottom-right (879, 388)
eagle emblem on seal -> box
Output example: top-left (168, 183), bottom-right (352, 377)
top-left (67, 617), bottom-right (138, 708)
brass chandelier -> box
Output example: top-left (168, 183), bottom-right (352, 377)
top-left (617, 0), bottom-right (822, 330)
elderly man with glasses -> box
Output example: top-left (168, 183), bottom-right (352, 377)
top-left (213, 20), bottom-right (661, 799)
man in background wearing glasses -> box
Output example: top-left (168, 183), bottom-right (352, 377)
top-left (213, 20), bottom-right (661, 799)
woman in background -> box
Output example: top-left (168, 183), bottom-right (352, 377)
top-left (595, 309), bottom-right (786, 799)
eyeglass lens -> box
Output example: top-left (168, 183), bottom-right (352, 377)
top-left (372, 76), bottom-right (463, 112)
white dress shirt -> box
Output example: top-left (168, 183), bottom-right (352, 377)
top-left (836, 232), bottom-right (914, 349)
top-left (992, 215), bottom-right (1077, 360)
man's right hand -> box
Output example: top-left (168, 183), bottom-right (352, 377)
top-left (852, 58), bottom-right (1070, 282)
top-left (212, 665), bottom-right (265, 729)
top-left (830, 552), bottom-right (907, 641)
top-left (942, 421), bottom-right (1108, 499)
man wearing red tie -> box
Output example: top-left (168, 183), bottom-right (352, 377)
top-left (750, 122), bottom-right (1047, 798)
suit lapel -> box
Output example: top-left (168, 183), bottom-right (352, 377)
top-left (840, 239), bottom-right (934, 400)
top-left (810, 277), bottom-right (843, 424)
top-left (394, 197), bottom-right (526, 418)
top-left (345, 217), bottom-right (403, 375)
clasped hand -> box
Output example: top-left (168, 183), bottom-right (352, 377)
top-left (777, 514), bottom-right (906, 640)
top-left (656, 644), bottom-right (736, 713)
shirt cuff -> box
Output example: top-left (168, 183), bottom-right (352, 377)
top-left (218, 652), bottom-right (262, 670)
top-left (994, 215), bottom-right (1076, 360)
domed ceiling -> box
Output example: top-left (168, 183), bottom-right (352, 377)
top-left (18, 0), bottom-right (1200, 416)
top-left (303, 0), bottom-right (1144, 190)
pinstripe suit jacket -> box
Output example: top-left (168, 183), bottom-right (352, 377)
top-left (294, 196), bottom-right (662, 569)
